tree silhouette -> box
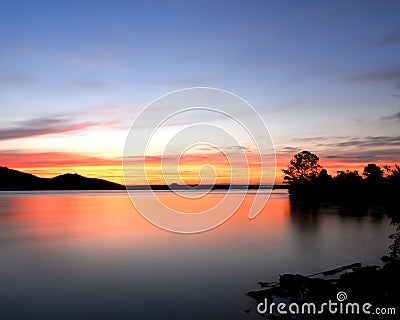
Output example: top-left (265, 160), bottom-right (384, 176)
top-left (363, 163), bottom-right (384, 180)
top-left (282, 151), bottom-right (321, 183)
top-left (282, 152), bottom-right (399, 207)
top-left (386, 164), bottom-right (400, 181)
top-left (316, 169), bottom-right (332, 184)
top-left (335, 170), bottom-right (363, 186)
top-left (392, 164), bottom-right (400, 177)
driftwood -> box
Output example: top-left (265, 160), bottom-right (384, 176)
top-left (310, 262), bottom-right (362, 277)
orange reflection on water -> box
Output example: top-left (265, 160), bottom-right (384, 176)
top-left (155, 192), bottom-right (227, 213)
top-left (0, 191), bottom-right (291, 244)
top-left (0, 192), bottom-right (156, 242)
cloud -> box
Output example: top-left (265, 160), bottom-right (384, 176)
top-left (322, 148), bottom-right (400, 163)
top-left (72, 80), bottom-right (110, 90)
top-left (278, 135), bottom-right (400, 163)
top-left (378, 31), bottom-right (400, 46)
top-left (0, 150), bottom-right (123, 182)
top-left (0, 151), bottom-right (121, 168)
top-left (349, 66), bottom-right (400, 82)
top-left (125, 150), bottom-right (263, 167)
top-left (0, 115), bottom-right (120, 141)
top-left (326, 136), bottom-right (400, 148)
top-left (279, 135), bottom-right (400, 150)
top-left (276, 146), bottom-right (302, 155)
top-left (381, 110), bottom-right (400, 120)
top-left (325, 155), bottom-right (373, 159)
top-left (0, 74), bottom-right (31, 86)
top-left (293, 136), bottom-right (324, 142)
top-left (150, 76), bottom-right (220, 87)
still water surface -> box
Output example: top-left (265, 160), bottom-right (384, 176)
top-left (0, 190), bottom-right (394, 319)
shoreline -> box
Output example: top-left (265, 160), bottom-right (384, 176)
top-left (247, 259), bottom-right (400, 318)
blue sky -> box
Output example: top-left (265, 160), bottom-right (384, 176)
top-left (0, 0), bottom-right (399, 181)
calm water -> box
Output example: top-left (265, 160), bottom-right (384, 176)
top-left (0, 190), bottom-right (394, 319)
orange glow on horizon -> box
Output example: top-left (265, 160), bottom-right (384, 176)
top-left (136, 151), bottom-right (264, 185)
top-left (1, 150), bottom-right (397, 185)
top-left (0, 151), bottom-right (124, 184)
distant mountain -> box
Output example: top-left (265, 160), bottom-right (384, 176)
top-left (0, 167), bottom-right (125, 190)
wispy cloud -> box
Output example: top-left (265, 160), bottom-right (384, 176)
top-left (325, 135), bottom-right (400, 148)
top-left (150, 76), bottom-right (220, 87)
top-left (325, 154), bottom-right (373, 160)
top-left (278, 134), bottom-right (400, 150)
top-left (0, 74), bottom-right (31, 86)
top-left (381, 110), bottom-right (400, 120)
top-left (71, 80), bottom-right (110, 90)
top-left (0, 151), bottom-right (121, 168)
top-left (292, 136), bottom-right (324, 142)
top-left (349, 66), bottom-right (400, 82)
top-left (322, 148), bottom-right (400, 163)
top-left (0, 150), bottom-right (123, 182)
top-left (277, 135), bottom-right (400, 164)
top-left (378, 30), bottom-right (400, 46)
top-left (126, 151), bottom-right (261, 166)
top-left (276, 146), bottom-right (302, 155)
top-left (0, 115), bottom-right (120, 141)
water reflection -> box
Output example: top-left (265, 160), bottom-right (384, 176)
top-left (0, 190), bottom-right (394, 320)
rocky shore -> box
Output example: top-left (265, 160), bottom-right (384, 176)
top-left (247, 259), bottom-right (400, 319)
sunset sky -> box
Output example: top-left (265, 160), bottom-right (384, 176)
top-left (1, 0), bottom-right (399, 184)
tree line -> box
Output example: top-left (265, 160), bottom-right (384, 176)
top-left (282, 151), bottom-right (400, 205)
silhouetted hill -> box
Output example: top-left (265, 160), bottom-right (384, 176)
top-left (0, 167), bottom-right (125, 190)
top-left (0, 167), bottom-right (45, 190)
top-left (48, 173), bottom-right (125, 190)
